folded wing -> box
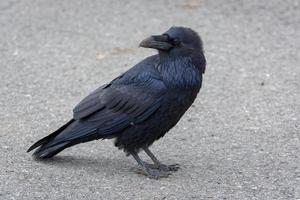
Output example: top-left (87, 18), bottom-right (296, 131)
top-left (53, 70), bottom-right (167, 144)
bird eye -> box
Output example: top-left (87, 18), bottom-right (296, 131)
top-left (162, 34), bottom-right (170, 41)
top-left (172, 38), bottom-right (181, 46)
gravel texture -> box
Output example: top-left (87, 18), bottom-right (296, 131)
top-left (0, 0), bottom-right (299, 199)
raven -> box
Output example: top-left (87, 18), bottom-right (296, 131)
top-left (28, 26), bottom-right (206, 179)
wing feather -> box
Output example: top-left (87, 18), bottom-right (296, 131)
top-left (59, 69), bottom-right (167, 142)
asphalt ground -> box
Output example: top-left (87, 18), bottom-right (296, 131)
top-left (0, 0), bottom-right (299, 199)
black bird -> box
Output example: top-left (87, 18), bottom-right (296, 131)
top-left (28, 26), bottom-right (206, 179)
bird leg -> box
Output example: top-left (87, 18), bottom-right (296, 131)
top-left (130, 151), bottom-right (170, 179)
top-left (142, 147), bottom-right (180, 172)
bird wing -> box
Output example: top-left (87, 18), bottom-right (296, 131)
top-left (73, 70), bottom-right (166, 120)
top-left (63, 69), bottom-right (167, 141)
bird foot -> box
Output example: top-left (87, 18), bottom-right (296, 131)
top-left (159, 163), bottom-right (180, 172)
top-left (143, 162), bottom-right (180, 172)
top-left (135, 164), bottom-right (171, 179)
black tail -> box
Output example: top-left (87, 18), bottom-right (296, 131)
top-left (27, 119), bottom-right (75, 159)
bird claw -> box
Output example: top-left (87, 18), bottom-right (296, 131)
top-left (159, 163), bottom-right (180, 172)
top-left (143, 162), bottom-right (180, 172)
top-left (145, 167), bottom-right (171, 179)
top-left (135, 165), bottom-right (171, 179)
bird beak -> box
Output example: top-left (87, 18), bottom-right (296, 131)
top-left (139, 35), bottom-right (173, 51)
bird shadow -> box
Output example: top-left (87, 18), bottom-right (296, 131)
top-left (34, 154), bottom-right (134, 175)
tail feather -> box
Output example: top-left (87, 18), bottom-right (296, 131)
top-left (33, 142), bottom-right (70, 159)
top-left (28, 118), bottom-right (111, 159)
top-left (27, 119), bottom-right (74, 158)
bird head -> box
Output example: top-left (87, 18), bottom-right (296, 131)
top-left (139, 26), bottom-right (203, 56)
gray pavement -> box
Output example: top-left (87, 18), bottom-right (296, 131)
top-left (0, 0), bottom-right (299, 199)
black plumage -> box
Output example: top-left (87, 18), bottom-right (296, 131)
top-left (28, 26), bottom-right (206, 178)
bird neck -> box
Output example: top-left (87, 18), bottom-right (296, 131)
top-left (156, 55), bottom-right (202, 90)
